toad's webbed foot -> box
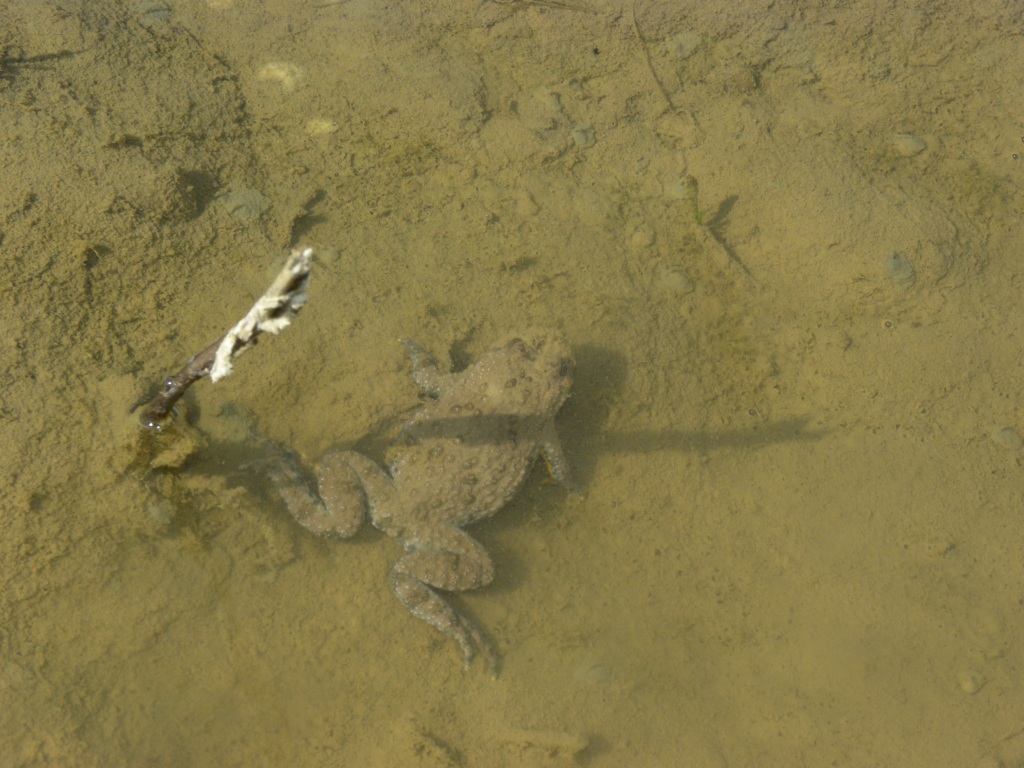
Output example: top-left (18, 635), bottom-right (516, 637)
top-left (392, 569), bottom-right (497, 675)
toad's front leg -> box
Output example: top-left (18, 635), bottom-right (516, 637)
top-left (391, 525), bottom-right (498, 674)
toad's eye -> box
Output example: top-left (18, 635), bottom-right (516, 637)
top-left (557, 358), bottom-right (572, 378)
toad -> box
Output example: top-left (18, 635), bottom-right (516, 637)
top-left (266, 329), bottom-right (575, 671)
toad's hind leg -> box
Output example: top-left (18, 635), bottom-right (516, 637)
top-left (391, 526), bottom-right (497, 673)
top-left (265, 450), bottom-right (366, 538)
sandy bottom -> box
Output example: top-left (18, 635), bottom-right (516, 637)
top-left (2, 0), bottom-right (1023, 765)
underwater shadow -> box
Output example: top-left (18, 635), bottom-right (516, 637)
top-left (564, 343), bottom-right (828, 487)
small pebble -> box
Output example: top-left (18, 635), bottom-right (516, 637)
top-left (218, 187), bottom-right (270, 221)
top-left (991, 426), bottom-right (1023, 451)
top-left (629, 226), bottom-right (655, 249)
top-left (532, 88), bottom-right (563, 115)
top-left (305, 119), bottom-right (339, 136)
top-left (571, 125), bottom-right (596, 149)
top-left (144, 498), bottom-right (174, 528)
top-left (137, 0), bottom-right (171, 29)
top-left (957, 669), bottom-right (986, 695)
top-left (893, 133), bottom-right (927, 157)
top-left (883, 252), bottom-right (916, 287)
top-left (656, 264), bottom-right (695, 295)
top-left (663, 178), bottom-right (689, 199)
top-left (573, 660), bottom-right (613, 685)
top-left (258, 62), bottom-right (303, 92)
top-left (668, 30), bottom-right (702, 60)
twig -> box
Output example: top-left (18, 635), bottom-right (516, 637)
top-left (134, 247), bottom-right (313, 429)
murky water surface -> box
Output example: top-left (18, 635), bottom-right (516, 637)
top-left (2, 1), bottom-right (1023, 765)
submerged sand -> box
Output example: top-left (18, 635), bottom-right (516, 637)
top-left (1, 1), bottom-right (1023, 765)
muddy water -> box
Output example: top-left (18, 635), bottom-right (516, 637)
top-left (2, 1), bottom-right (1023, 765)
